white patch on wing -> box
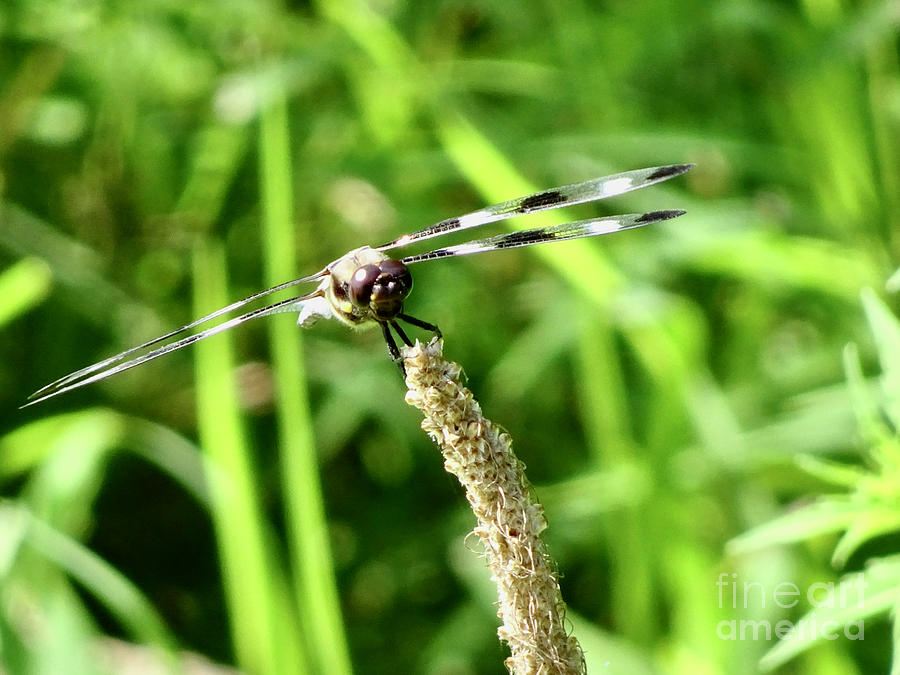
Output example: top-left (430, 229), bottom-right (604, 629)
top-left (456, 212), bottom-right (486, 229)
top-left (451, 242), bottom-right (486, 255)
top-left (589, 218), bottom-right (621, 234)
top-left (600, 176), bottom-right (635, 196)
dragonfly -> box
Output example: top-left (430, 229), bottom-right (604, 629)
top-left (25, 163), bottom-right (692, 406)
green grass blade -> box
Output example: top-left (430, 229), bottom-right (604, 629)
top-left (192, 241), bottom-right (305, 675)
top-left (258, 87), bottom-right (352, 674)
top-left (861, 288), bottom-right (900, 430)
top-left (759, 558), bottom-right (899, 670)
top-left (4, 503), bottom-right (178, 657)
top-left (0, 257), bottom-right (52, 328)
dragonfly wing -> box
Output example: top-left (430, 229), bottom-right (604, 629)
top-left (24, 278), bottom-right (328, 407)
top-left (26, 269), bottom-right (327, 401)
top-left (377, 164), bottom-right (693, 250)
top-left (400, 210), bottom-right (685, 264)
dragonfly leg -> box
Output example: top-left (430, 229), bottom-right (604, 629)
top-left (397, 313), bottom-right (442, 339)
top-left (381, 321), bottom-right (408, 377)
top-left (381, 321), bottom-right (402, 361)
top-left (391, 320), bottom-right (413, 347)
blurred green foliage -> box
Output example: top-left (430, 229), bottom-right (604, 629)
top-left (1, 0), bottom-right (899, 673)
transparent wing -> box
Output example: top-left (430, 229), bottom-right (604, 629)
top-left (377, 164), bottom-right (693, 251)
top-left (400, 209), bottom-right (685, 264)
top-left (24, 272), bottom-right (326, 407)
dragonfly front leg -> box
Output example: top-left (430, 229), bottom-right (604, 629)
top-left (397, 313), bottom-right (442, 339)
top-left (380, 321), bottom-right (403, 363)
top-left (391, 320), bottom-right (413, 348)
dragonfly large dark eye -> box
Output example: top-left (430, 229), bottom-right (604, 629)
top-left (369, 259), bottom-right (412, 320)
top-left (370, 259), bottom-right (412, 320)
top-left (376, 259), bottom-right (412, 299)
top-left (349, 259), bottom-right (413, 320)
top-left (350, 264), bottom-right (381, 309)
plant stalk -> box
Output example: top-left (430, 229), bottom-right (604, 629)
top-left (403, 339), bottom-right (585, 674)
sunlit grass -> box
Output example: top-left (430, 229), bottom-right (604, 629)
top-left (258, 80), bottom-right (352, 674)
top-left (193, 241), bottom-right (305, 675)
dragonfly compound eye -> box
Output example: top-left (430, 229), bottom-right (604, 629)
top-left (356, 259), bottom-right (413, 321)
top-left (349, 264), bottom-right (381, 309)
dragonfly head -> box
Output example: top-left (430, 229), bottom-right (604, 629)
top-left (350, 259), bottom-right (412, 321)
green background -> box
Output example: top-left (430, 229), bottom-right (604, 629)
top-left (1, 0), bottom-right (898, 673)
